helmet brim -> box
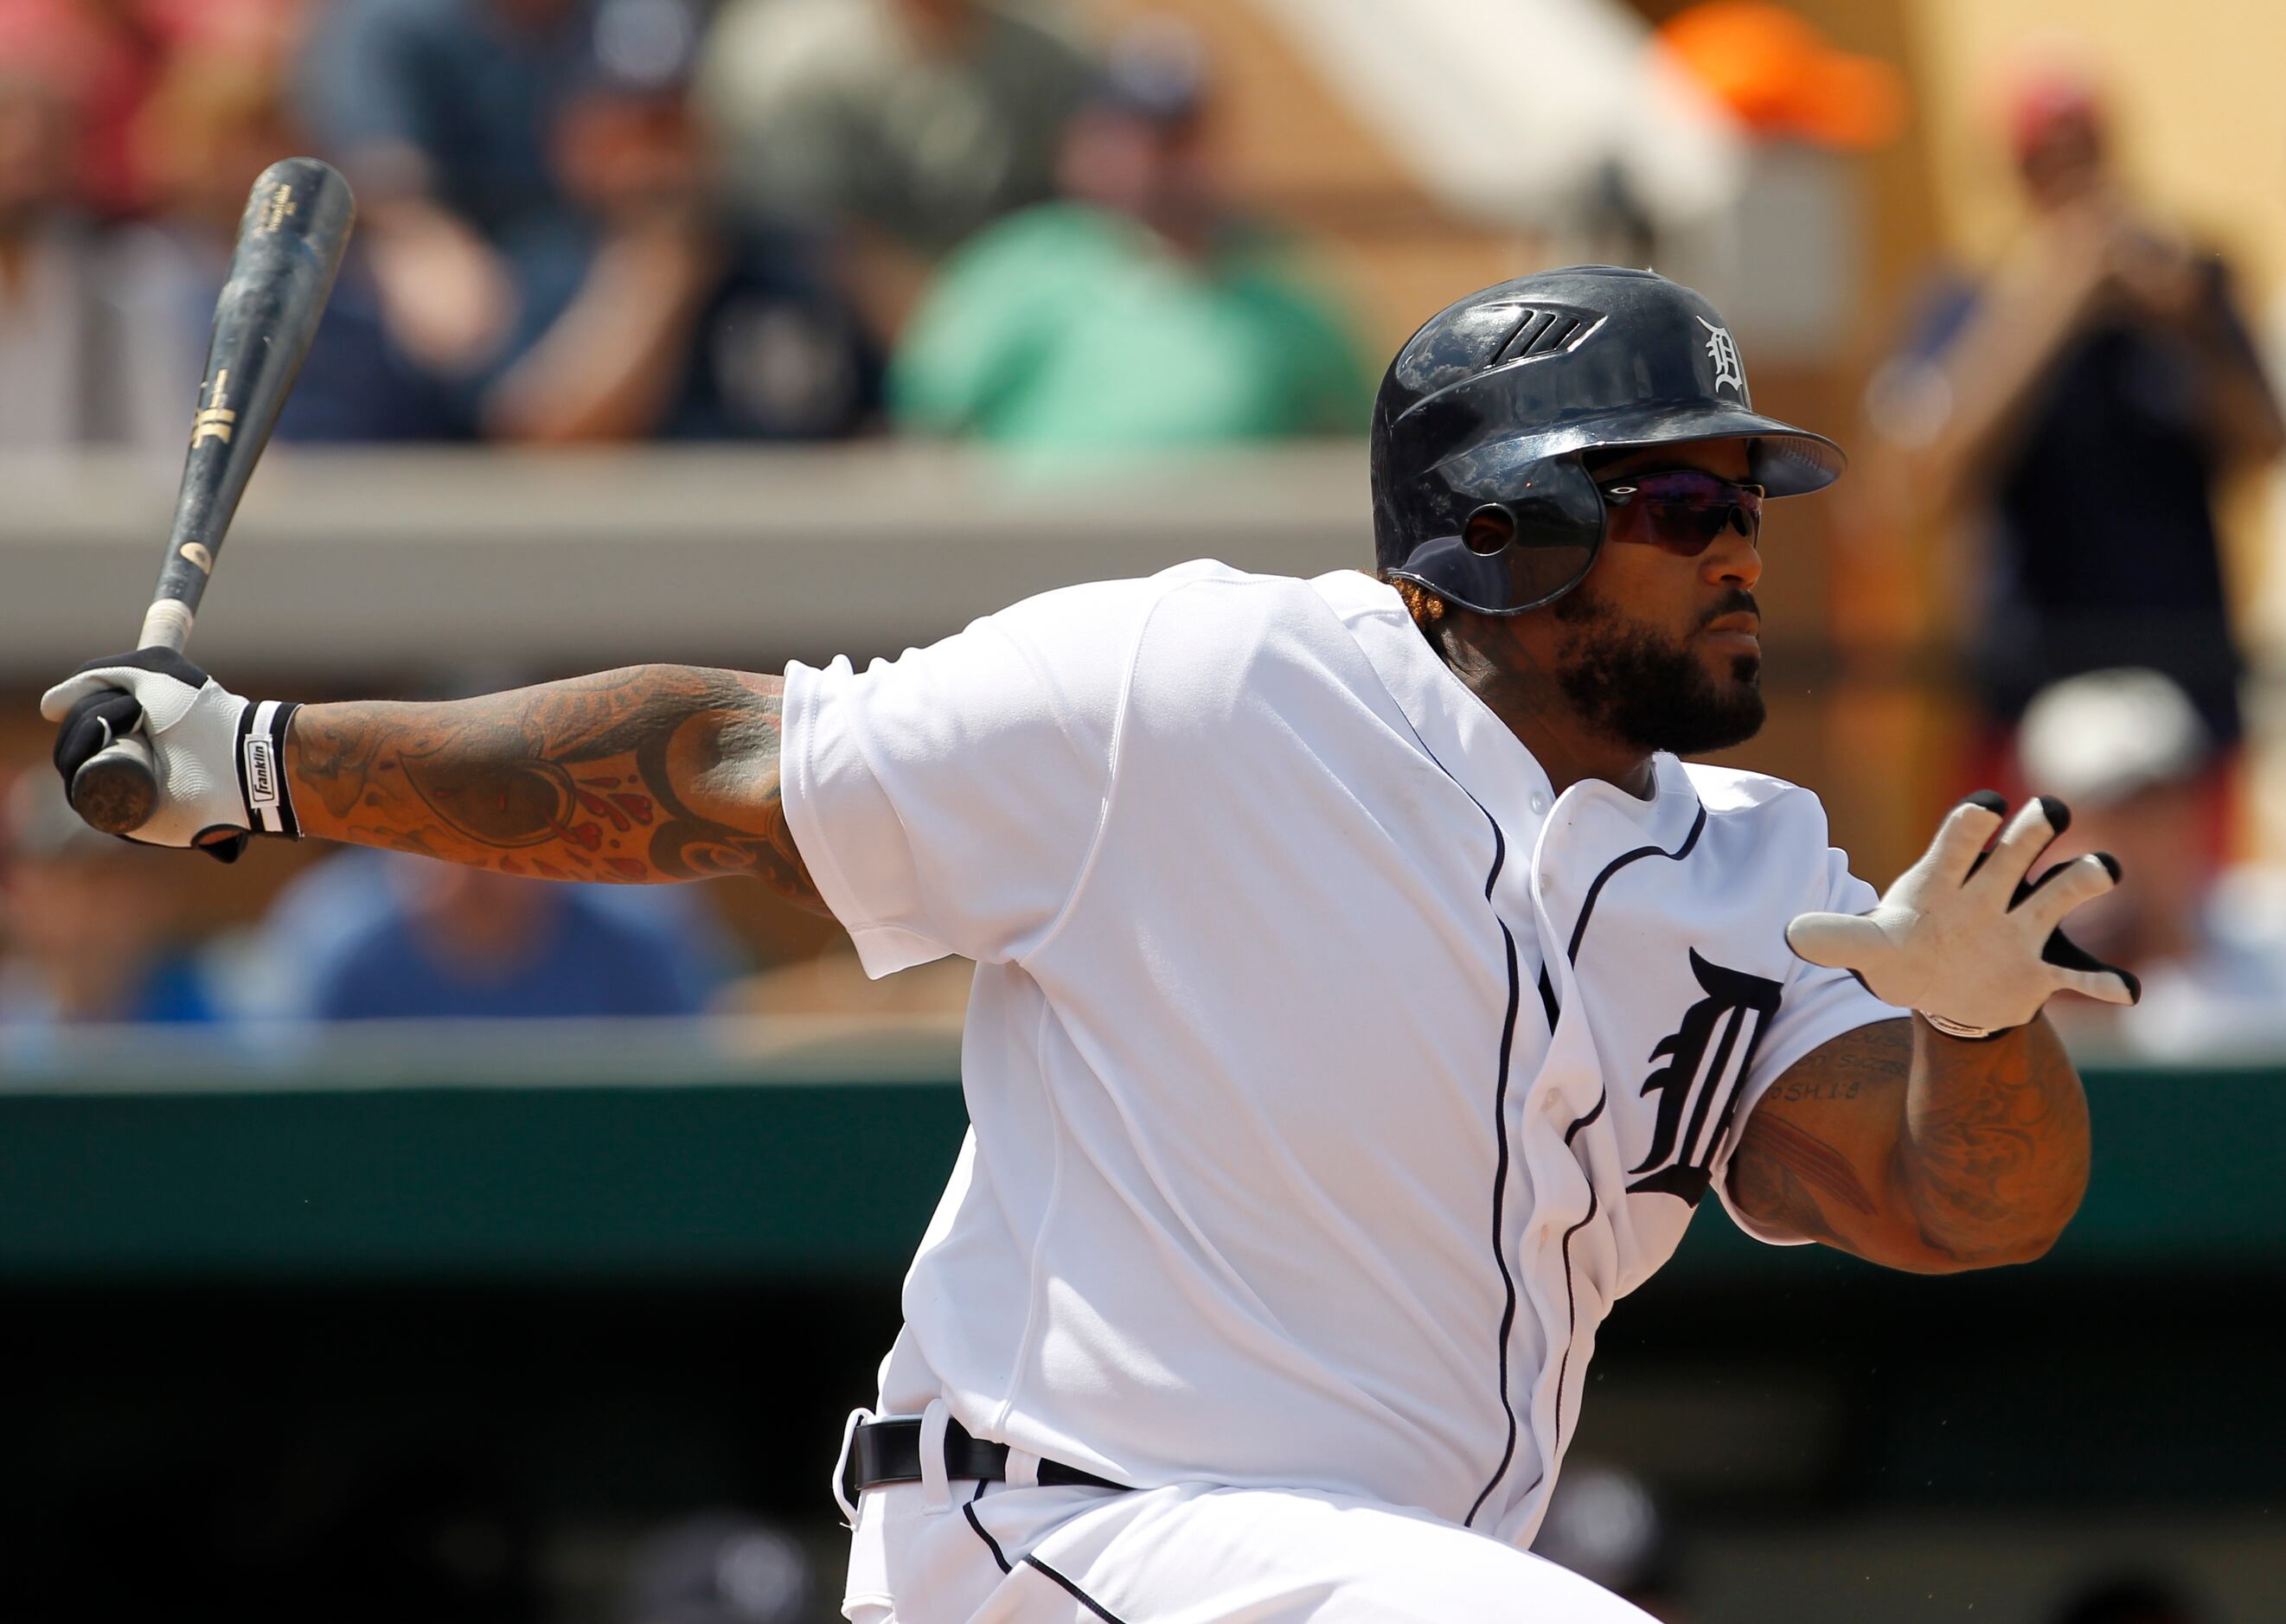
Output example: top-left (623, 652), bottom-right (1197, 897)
top-left (1447, 404), bottom-right (1847, 498)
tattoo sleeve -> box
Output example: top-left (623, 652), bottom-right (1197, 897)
top-left (1897, 1014), bottom-right (2090, 1266)
top-left (284, 666), bottom-right (825, 911)
top-left (1727, 1015), bottom-right (2091, 1271)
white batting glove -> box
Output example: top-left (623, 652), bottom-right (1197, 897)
top-left (41, 649), bottom-right (303, 862)
top-left (1785, 794), bottom-right (2139, 1039)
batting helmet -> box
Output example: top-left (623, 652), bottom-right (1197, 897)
top-left (1372, 265), bottom-right (1844, 615)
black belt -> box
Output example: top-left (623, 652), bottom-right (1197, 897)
top-left (842, 1416), bottom-right (1126, 1501)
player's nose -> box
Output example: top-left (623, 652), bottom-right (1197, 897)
top-left (1700, 527), bottom-right (1763, 590)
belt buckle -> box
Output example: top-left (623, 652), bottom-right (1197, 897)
top-left (830, 1407), bottom-right (874, 1525)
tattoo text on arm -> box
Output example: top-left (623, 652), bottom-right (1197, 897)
top-left (287, 666), bottom-right (824, 911)
top-left (1728, 1022), bottom-right (1895, 1250)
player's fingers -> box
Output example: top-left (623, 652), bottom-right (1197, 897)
top-left (1971, 795), bottom-right (2069, 897)
top-left (1784, 910), bottom-right (1892, 969)
top-left (1924, 795), bottom-right (2007, 887)
top-left (2018, 852), bottom-right (2121, 930)
top-left (40, 671), bottom-right (120, 722)
top-left (50, 690), bottom-right (146, 779)
top-left (2053, 963), bottom-right (2139, 1007)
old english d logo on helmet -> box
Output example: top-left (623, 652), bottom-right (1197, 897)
top-left (1698, 317), bottom-right (1745, 397)
top-left (1370, 266), bottom-right (1844, 617)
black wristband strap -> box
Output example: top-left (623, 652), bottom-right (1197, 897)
top-left (234, 700), bottom-right (304, 839)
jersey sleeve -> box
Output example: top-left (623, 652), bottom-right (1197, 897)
top-left (778, 579), bottom-right (1150, 977)
top-left (1712, 843), bottom-right (1908, 1246)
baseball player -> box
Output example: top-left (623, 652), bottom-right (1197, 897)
top-left (46, 266), bottom-right (2134, 1621)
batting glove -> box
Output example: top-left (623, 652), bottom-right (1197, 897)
top-left (41, 649), bottom-right (302, 864)
top-left (1784, 792), bottom-right (2140, 1039)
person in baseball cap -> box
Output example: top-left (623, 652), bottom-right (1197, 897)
top-left (2016, 669), bottom-right (2286, 1058)
top-left (1863, 44), bottom-right (2283, 782)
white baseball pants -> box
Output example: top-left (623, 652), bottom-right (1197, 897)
top-left (841, 1462), bottom-right (1654, 1623)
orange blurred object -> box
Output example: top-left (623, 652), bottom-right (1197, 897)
top-left (1657, 1), bottom-right (1905, 149)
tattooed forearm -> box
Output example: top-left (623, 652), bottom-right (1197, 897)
top-left (1727, 1015), bottom-right (2089, 1272)
top-left (284, 666), bottom-right (825, 911)
top-left (1899, 1014), bottom-right (2089, 1266)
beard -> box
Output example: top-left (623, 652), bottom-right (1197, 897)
top-left (1548, 580), bottom-right (1765, 756)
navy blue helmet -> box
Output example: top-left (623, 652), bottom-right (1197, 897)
top-left (1371, 265), bottom-right (1844, 614)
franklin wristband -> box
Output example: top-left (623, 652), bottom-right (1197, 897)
top-left (234, 699), bottom-right (304, 838)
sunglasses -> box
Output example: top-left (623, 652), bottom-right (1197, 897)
top-left (1599, 470), bottom-right (1764, 555)
top-left (1441, 466), bottom-right (1768, 614)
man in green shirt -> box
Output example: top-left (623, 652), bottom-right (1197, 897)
top-left (890, 29), bottom-right (1374, 451)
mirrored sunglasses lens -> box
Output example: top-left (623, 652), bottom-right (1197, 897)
top-left (1622, 474), bottom-right (1761, 553)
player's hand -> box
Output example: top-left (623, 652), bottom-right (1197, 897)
top-left (41, 649), bottom-right (302, 863)
top-left (1784, 792), bottom-right (2139, 1039)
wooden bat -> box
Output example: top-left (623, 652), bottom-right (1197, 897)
top-left (69, 157), bottom-right (355, 836)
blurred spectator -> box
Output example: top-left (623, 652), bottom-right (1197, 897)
top-left (0, 773), bottom-right (221, 1054)
top-left (129, 14), bottom-right (471, 440)
top-left (478, 0), bottom-right (877, 441)
top-left (696, 0), bottom-right (1097, 337)
top-left (303, 854), bottom-right (723, 1021)
top-left (296, 0), bottom-right (871, 440)
top-left (234, 844), bottom-right (734, 1020)
top-left (1529, 1461), bottom-right (1687, 1621)
top-left (295, 0), bottom-right (594, 377)
top-left (615, 1511), bottom-right (815, 1624)
top-left (0, 45), bottom-right (189, 449)
top-left (888, 22), bottom-right (1372, 451)
top-left (2020, 668), bottom-right (2286, 1060)
top-left (1865, 52), bottom-right (2283, 769)
top-left (2045, 1570), bottom-right (2212, 1624)
top-left (0, 0), bottom-right (166, 218)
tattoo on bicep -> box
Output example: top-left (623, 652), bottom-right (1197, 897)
top-left (1727, 1144), bottom-right (1845, 1246)
top-left (1732, 1109), bottom-right (1880, 1240)
top-left (1726, 1020), bottom-right (1905, 1250)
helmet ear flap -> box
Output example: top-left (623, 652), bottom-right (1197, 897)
top-left (1391, 457), bottom-right (1606, 616)
top-left (1503, 457), bottom-right (1605, 555)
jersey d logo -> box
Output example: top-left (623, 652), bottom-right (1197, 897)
top-left (1627, 949), bottom-right (1783, 1205)
top-left (1698, 317), bottom-right (1745, 398)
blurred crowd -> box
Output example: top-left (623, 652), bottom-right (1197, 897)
top-left (0, 0), bottom-right (1373, 453)
top-left (1, 0), bottom-right (1378, 1059)
top-left (1858, 52), bottom-right (2286, 1062)
top-left (0, 765), bottom-right (746, 1064)
top-left (10, 3), bottom-right (2286, 1069)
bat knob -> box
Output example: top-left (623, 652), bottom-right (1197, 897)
top-left (71, 737), bottom-right (161, 836)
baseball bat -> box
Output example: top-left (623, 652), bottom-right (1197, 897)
top-left (69, 157), bottom-right (355, 835)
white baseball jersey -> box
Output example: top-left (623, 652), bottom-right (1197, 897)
top-left (781, 561), bottom-right (1900, 1552)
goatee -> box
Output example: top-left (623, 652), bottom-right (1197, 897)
top-left (1550, 584), bottom-right (1765, 756)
